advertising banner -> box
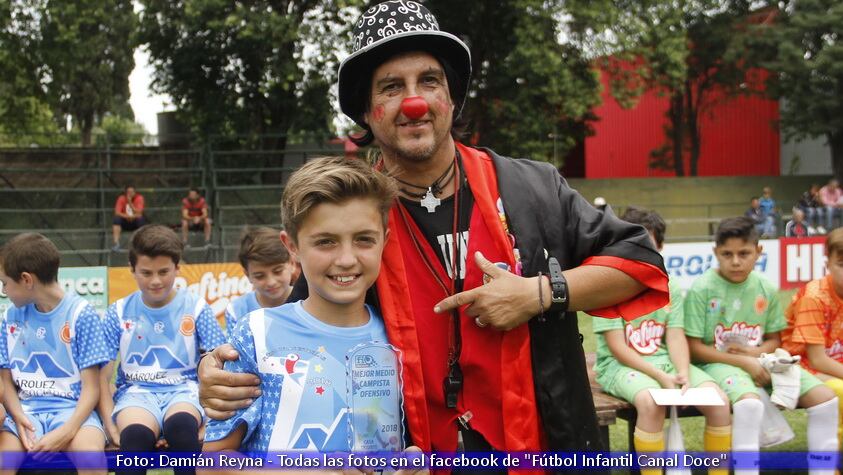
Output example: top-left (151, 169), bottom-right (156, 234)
top-left (778, 236), bottom-right (828, 289)
top-left (0, 266), bottom-right (108, 316)
top-left (108, 263), bottom-right (251, 327)
top-left (662, 239), bottom-right (780, 291)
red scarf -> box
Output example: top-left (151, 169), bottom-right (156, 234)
top-left (376, 145), bottom-right (543, 456)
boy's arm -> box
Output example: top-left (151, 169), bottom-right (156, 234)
top-left (202, 423), bottom-right (245, 452)
top-left (1, 369), bottom-right (36, 450)
top-left (806, 344), bottom-right (843, 379)
top-left (197, 303), bottom-right (227, 352)
top-left (666, 328), bottom-right (690, 386)
top-left (99, 361), bottom-right (120, 446)
top-left (603, 329), bottom-right (678, 389)
top-left (687, 336), bottom-right (771, 386)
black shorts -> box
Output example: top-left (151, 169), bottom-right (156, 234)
top-left (113, 216), bottom-right (146, 231)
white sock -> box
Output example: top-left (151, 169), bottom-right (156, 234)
top-left (807, 397), bottom-right (839, 475)
top-left (732, 398), bottom-right (764, 475)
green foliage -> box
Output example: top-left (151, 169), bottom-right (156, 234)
top-left (754, 0), bottom-right (843, 180)
top-left (568, 0), bottom-right (759, 176)
top-left (95, 115), bottom-right (149, 146)
top-left (39, 0), bottom-right (137, 146)
top-left (428, 0), bottom-right (602, 166)
top-left (0, 0), bottom-right (137, 146)
top-left (0, 0), bottom-right (61, 140)
top-left (138, 0), bottom-right (362, 147)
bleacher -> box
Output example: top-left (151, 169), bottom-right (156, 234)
top-left (0, 143), bottom-right (345, 265)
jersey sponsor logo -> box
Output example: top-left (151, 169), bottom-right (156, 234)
top-left (754, 295), bottom-right (769, 315)
top-left (60, 322), bottom-right (71, 344)
top-left (123, 319), bottom-right (136, 332)
top-left (714, 322), bottom-right (763, 348)
top-left (179, 315), bottom-right (195, 336)
top-left (154, 321), bottom-right (165, 334)
top-left (826, 340), bottom-right (843, 361)
top-left (708, 298), bottom-right (724, 317)
top-left (625, 319), bottom-right (665, 355)
top-left (285, 353), bottom-right (301, 374)
top-left (125, 346), bottom-right (187, 369)
top-left (11, 353), bottom-right (72, 378)
top-left (35, 327), bottom-right (47, 339)
top-left (8, 323), bottom-right (19, 337)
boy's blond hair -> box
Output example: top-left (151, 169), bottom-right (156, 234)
top-left (238, 227), bottom-right (290, 270)
top-left (827, 228), bottom-right (843, 259)
top-left (281, 157), bottom-right (397, 240)
top-left (0, 233), bottom-right (60, 284)
top-left (129, 224), bottom-right (183, 268)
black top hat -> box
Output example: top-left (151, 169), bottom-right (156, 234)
top-left (338, 1), bottom-right (472, 129)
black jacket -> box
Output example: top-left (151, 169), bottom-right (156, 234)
top-left (488, 148), bottom-right (666, 451)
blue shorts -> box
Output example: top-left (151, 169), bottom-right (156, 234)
top-left (113, 383), bottom-right (204, 429)
top-left (3, 409), bottom-right (104, 441)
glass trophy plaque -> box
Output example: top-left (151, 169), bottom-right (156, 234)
top-left (347, 342), bottom-right (404, 453)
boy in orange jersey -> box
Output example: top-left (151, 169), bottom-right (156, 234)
top-left (783, 228), bottom-right (843, 444)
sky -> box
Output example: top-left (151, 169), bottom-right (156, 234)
top-left (128, 47), bottom-right (169, 136)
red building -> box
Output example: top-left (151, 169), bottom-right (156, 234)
top-left (578, 69), bottom-right (781, 178)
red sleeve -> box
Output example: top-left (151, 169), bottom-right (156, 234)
top-left (199, 197), bottom-right (207, 209)
top-left (135, 195), bottom-right (145, 213)
top-left (581, 255), bottom-right (669, 321)
top-left (114, 195), bottom-right (126, 214)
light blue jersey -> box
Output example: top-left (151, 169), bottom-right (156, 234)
top-left (204, 301), bottom-right (389, 452)
top-left (104, 288), bottom-right (226, 399)
top-left (0, 292), bottom-right (110, 413)
top-left (224, 291), bottom-right (261, 337)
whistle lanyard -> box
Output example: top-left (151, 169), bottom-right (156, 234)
top-left (395, 150), bottom-right (466, 409)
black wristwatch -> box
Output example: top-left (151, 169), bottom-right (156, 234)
top-left (547, 257), bottom-right (569, 312)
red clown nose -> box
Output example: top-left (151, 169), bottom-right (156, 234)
top-left (400, 96), bottom-right (429, 120)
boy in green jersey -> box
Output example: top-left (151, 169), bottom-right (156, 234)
top-left (684, 216), bottom-right (837, 475)
top-left (593, 208), bottom-right (731, 475)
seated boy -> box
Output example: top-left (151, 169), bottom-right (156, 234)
top-left (0, 233), bottom-right (109, 475)
top-left (203, 157), bottom-right (401, 464)
top-left (783, 227), bottom-right (843, 444)
top-left (593, 208), bottom-right (731, 475)
top-left (684, 217), bottom-right (838, 475)
top-left (101, 224), bottom-right (226, 475)
top-left (224, 227), bottom-right (297, 335)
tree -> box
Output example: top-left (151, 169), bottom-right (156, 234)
top-left (38, 0), bottom-right (137, 146)
top-left (0, 0), bottom-right (61, 143)
top-left (138, 0), bottom-right (362, 148)
top-left (755, 0), bottom-right (843, 180)
top-left (428, 0), bottom-right (602, 165)
top-left (568, 0), bottom-right (759, 176)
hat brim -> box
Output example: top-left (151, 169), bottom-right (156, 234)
top-left (338, 30), bottom-right (471, 129)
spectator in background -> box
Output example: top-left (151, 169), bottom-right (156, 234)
top-left (785, 208), bottom-right (812, 238)
top-left (798, 184), bottom-right (826, 235)
top-left (759, 186), bottom-right (780, 232)
top-left (745, 196), bottom-right (775, 238)
top-left (112, 185), bottom-right (145, 251)
top-left (820, 179), bottom-right (842, 231)
top-left (181, 187), bottom-right (212, 246)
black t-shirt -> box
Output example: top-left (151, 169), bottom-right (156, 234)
top-left (399, 183), bottom-right (474, 292)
